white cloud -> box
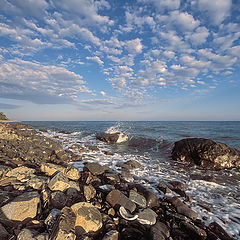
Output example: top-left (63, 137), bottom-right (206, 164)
top-left (125, 38), bottom-right (143, 54)
top-left (0, 59), bottom-right (91, 104)
top-left (100, 91), bottom-right (106, 96)
top-left (86, 56), bottom-right (104, 65)
top-left (163, 50), bottom-right (175, 58)
top-left (139, 0), bottom-right (180, 11)
top-left (197, 0), bottom-right (232, 25)
top-left (186, 26), bottom-right (209, 45)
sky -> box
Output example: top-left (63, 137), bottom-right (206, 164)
top-left (0, 0), bottom-right (240, 121)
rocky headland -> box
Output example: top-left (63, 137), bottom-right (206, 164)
top-left (0, 121), bottom-right (237, 240)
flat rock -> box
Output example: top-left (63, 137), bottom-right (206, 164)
top-left (106, 189), bottom-right (136, 213)
top-left (41, 163), bottom-right (65, 176)
top-left (0, 191), bottom-right (40, 225)
top-left (119, 160), bottom-right (143, 170)
top-left (129, 190), bottom-right (147, 208)
top-left (137, 208), bottom-right (157, 225)
top-left (172, 138), bottom-right (240, 169)
top-left (5, 166), bottom-right (36, 180)
top-left (85, 162), bottom-right (109, 175)
top-left (71, 202), bottom-right (102, 234)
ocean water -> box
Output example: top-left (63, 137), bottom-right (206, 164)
top-left (25, 121), bottom-right (240, 239)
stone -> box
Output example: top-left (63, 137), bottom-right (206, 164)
top-left (51, 191), bottom-right (67, 209)
top-left (167, 181), bottom-right (186, 191)
top-left (71, 202), bottom-right (102, 234)
top-left (84, 185), bottom-right (96, 201)
top-left (96, 132), bottom-right (121, 144)
top-left (119, 160), bottom-right (143, 170)
top-left (102, 230), bottom-right (119, 240)
top-left (0, 165), bottom-right (12, 179)
top-left (64, 166), bottom-right (80, 181)
top-left (0, 223), bottom-right (9, 240)
top-left (129, 190), bottom-right (147, 208)
top-left (0, 191), bottom-right (40, 225)
top-left (168, 196), bottom-right (198, 219)
top-left (208, 222), bottom-right (235, 240)
top-left (28, 176), bottom-right (49, 190)
top-left (48, 172), bottom-right (71, 192)
top-left (104, 172), bottom-right (120, 185)
top-left (52, 229), bottom-right (76, 240)
top-left (157, 182), bottom-right (172, 194)
top-left (180, 221), bottom-right (207, 240)
top-left (85, 162), bottom-right (109, 175)
top-left (45, 208), bottom-right (61, 229)
top-left (129, 184), bottom-right (159, 208)
top-left (40, 163), bottom-right (65, 176)
top-left (137, 208), bottom-right (157, 225)
top-left (150, 221), bottom-right (170, 240)
top-left (5, 166), bottom-right (36, 180)
top-left (17, 228), bottom-right (35, 240)
top-left (172, 138), bottom-right (240, 169)
top-left (106, 189), bottom-right (136, 213)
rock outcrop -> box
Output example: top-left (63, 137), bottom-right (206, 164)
top-left (172, 138), bottom-right (240, 169)
top-left (96, 132), bottom-right (121, 143)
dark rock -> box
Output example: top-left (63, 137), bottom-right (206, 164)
top-left (86, 145), bottom-right (99, 151)
top-left (121, 227), bottom-right (145, 240)
top-left (59, 130), bottom-right (72, 134)
top-left (129, 184), bottom-right (159, 208)
top-left (85, 162), bottom-right (109, 175)
top-left (51, 191), bottom-right (67, 209)
top-left (167, 180), bottom-right (186, 191)
top-left (157, 182), bottom-right (172, 194)
top-left (150, 221), bottom-right (170, 240)
top-left (96, 132), bottom-right (121, 144)
top-left (168, 196), bottom-right (198, 219)
top-left (106, 189), bottom-right (136, 213)
top-left (129, 190), bottom-right (147, 208)
top-left (172, 138), bottom-right (240, 169)
top-left (0, 223), bottom-right (9, 240)
top-left (102, 229), bottom-right (119, 240)
top-left (180, 221), bottom-right (207, 240)
top-left (208, 222), bottom-right (235, 240)
top-left (190, 174), bottom-right (217, 182)
top-left (119, 160), bottom-right (143, 170)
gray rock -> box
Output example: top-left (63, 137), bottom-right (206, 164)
top-left (129, 190), bottom-right (147, 208)
top-left (119, 160), bottom-right (143, 170)
top-left (137, 208), bottom-right (157, 225)
top-left (150, 221), bottom-right (170, 240)
top-left (85, 162), bottom-right (109, 175)
top-left (0, 223), bottom-right (9, 240)
top-left (51, 191), bottom-right (67, 209)
top-left (44, 209), bottom-right (61, 229)
top-left (172, 138), bottom-right (240, 169)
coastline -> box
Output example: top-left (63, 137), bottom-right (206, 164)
top-left (0, 122), bottom-right (238, 239)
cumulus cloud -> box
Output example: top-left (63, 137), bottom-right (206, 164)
top-left (100, 91), bottom-right (106, 96)
top-left (86, 56), bottom-right (104, 65)
top-left (197, 0), bottom-right (232, 25)
top-left (186, 26), bottom-right (209, 45)
top-left (139, 0), bottom-right (180, 11)
top-left (0, 59), bottom-right (91, 104)
top-left (125, 38), bottom-right (143, 54)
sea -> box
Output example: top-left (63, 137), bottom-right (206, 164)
top-left (24, 121), bottom-right (240, 239)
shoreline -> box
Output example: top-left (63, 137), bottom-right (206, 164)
top-left (0, 122), bottom-right (237, 239)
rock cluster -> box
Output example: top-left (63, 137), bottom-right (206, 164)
top-left (0, 123), bottom-right (237, 239)
top-left (172, 138), bottom-right (240, 170)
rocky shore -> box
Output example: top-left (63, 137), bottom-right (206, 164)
top-left (0, 122), bottom-right (237, 240)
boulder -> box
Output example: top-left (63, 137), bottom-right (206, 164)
top-left (118, 160), bottom-right (143, 170)
top-left (83, 185), bottom-right (96, 201)
top-left (71, 202), bottom-right (102, 234)
top-left (84, 162), bottom-right (109, 176)
top-left (150, 221), bottom-right (170, 240)
top-left (0, 191), bottom-right (40, 226)
top-left (96, 132), bottom-right (121, 144)
top-left (172, 138), bottom-right (240, 169)
top-left (129, 190), bottom-right (147, 208)
top-left (137, 208), bottom-right (157, 225)
top-left (48, 172), bottom-right (71, 192)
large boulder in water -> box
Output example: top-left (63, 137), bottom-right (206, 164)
top-left (171, 138), bottom-right (240, 170)
top-left (96, 132), bottom-right (125, 143)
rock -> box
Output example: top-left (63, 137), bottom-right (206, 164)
top-left (41, 163), bottom-right (65, 176)
top-left (167, 181), bottom-right (186, 191)
top-left (96, 132), bottom-right (121, 143)
top-left (102, 230), bottom-right (119, 240)
top-left (17, 228), bottom-right (35, 239)
top-left (84, 185), bottom-right (96, 201)
top-left (150, 221), bottom-right (170, 240)
top-left (51, 191), bottom-right (67, 209)
top-left (121, 227), bottom-right (144, 240)
top-left (129, 190), bottom-right (147, 208)
top-left (44, 209), bottom-right (61, 229)
top-left (119, 206), bottom-right (138, 221)
top-left (71, 202), bottom-right (102, 234)
top-left (172, 138), bottom-right (240, 169)
top-left (0, 165), bottom-right (12, 179)
top-left (208, 222), bottom-right (235, 240)
top-left (180, 221), bottom-right (207, 240)
top-left (85, 162), bottom-right (109, 175)
top-left (168, 196), bottom-right (198, 219)
top-left (64, 166), bottom-right (80, 181)
top-left (190, 174), bottom-right (216, 182)
top-left (129, 184), bottom-right (159, 208)
top-left (157, 182), bottom-right (172, 194)
top-left (28, 176), bottom-right (49, 190)
top-left (119, 160), bottom-right (143, 170)
top-left (0, 191), bottom-right (40, 226)
top-left (0, 223), bottom-right (9, 240)
top-left (5, 166), bottom-right (36, 180)
top-left (137, 208), bottom-right (157, 225)
top-left (106, 189), bottom-right (136, 213)
top-left (87, 145), bottom-right (99, 151)
top-left (48, 172), bottom-right (71, 192)
top-left (52, 229), bottom-right (76, 240)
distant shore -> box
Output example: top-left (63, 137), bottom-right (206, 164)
top-left (0, 120), bottom-right (19, 123)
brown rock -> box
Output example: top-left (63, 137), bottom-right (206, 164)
top-left (102, 230), bottom-right (119, 240)
top-left (71, 202), bottom-right (102, 234)
top-left (83, 185), bottom-right (96, 201)
top-left (0, 223), bottom-right (9, 240)
top-left (48, 172), bottom-right (71, 192)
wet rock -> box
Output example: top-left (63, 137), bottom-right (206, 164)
top-left (103, 151), bottom-right (114, 156)
top-left (157, 182), bottom-right (172, 194)
top-left (106, 189), bottom-right (136, 213)
top-left (150, 221), bottom-right (170, 240)
top-left (190, 174), bottom-right (216, 183)
top-left (0, 191), bottom-right (40, 226)
top-left (119, 206), bottom-right (138, 221)
top-left (40, 163), bottom-right (65, 176)
top-left (129, 190), bottom-right (147, 208)
top-left (0, 223), bottom-right (9, 240)
top-left (168, 196), bottom-right (198, 219)
top-left (121, 227), bottom-right (145, 240)
top-left (137, 208), bottom-right (157, 225)
top-left (44, 209), bottom-right (61, 230)
top-left (119, 160), bottom-right (143, 170)
top-left (87, 145), bottom-right (99, 151)
top-left (71, 202), bottom-right (102, 234)
top-left (85, 162), bottom-right (109, 175)
top-left (180, 221), bottom-right (207, 240)
top-left (104, 172), bottom-right (120, 185)
top-left (208, 222), bottom-right (235, 240)
top-left (48, 172), bottom-right (71, 192)
top-left (129, 184), bottom-right (159, 208)
top-left (102, 229), bottom-right (119, 240)
top-left (52, 229), bottom-right (76, 240)
top-left (51, 191), bottom-right (67, 209)
top-left (172, 138), bottom-right (240, 169)
top-left (167, 180), bottom-right (186, 191)
top-left (84, 184), bottom-right (96, 201)
top-left (96, 132), bottom-right (121, 144)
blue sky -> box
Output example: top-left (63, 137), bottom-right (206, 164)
top-left (0, 0), bottom-right (240, 120)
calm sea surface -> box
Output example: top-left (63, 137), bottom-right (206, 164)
top-left (25, 121), bottom-right (240, 239)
